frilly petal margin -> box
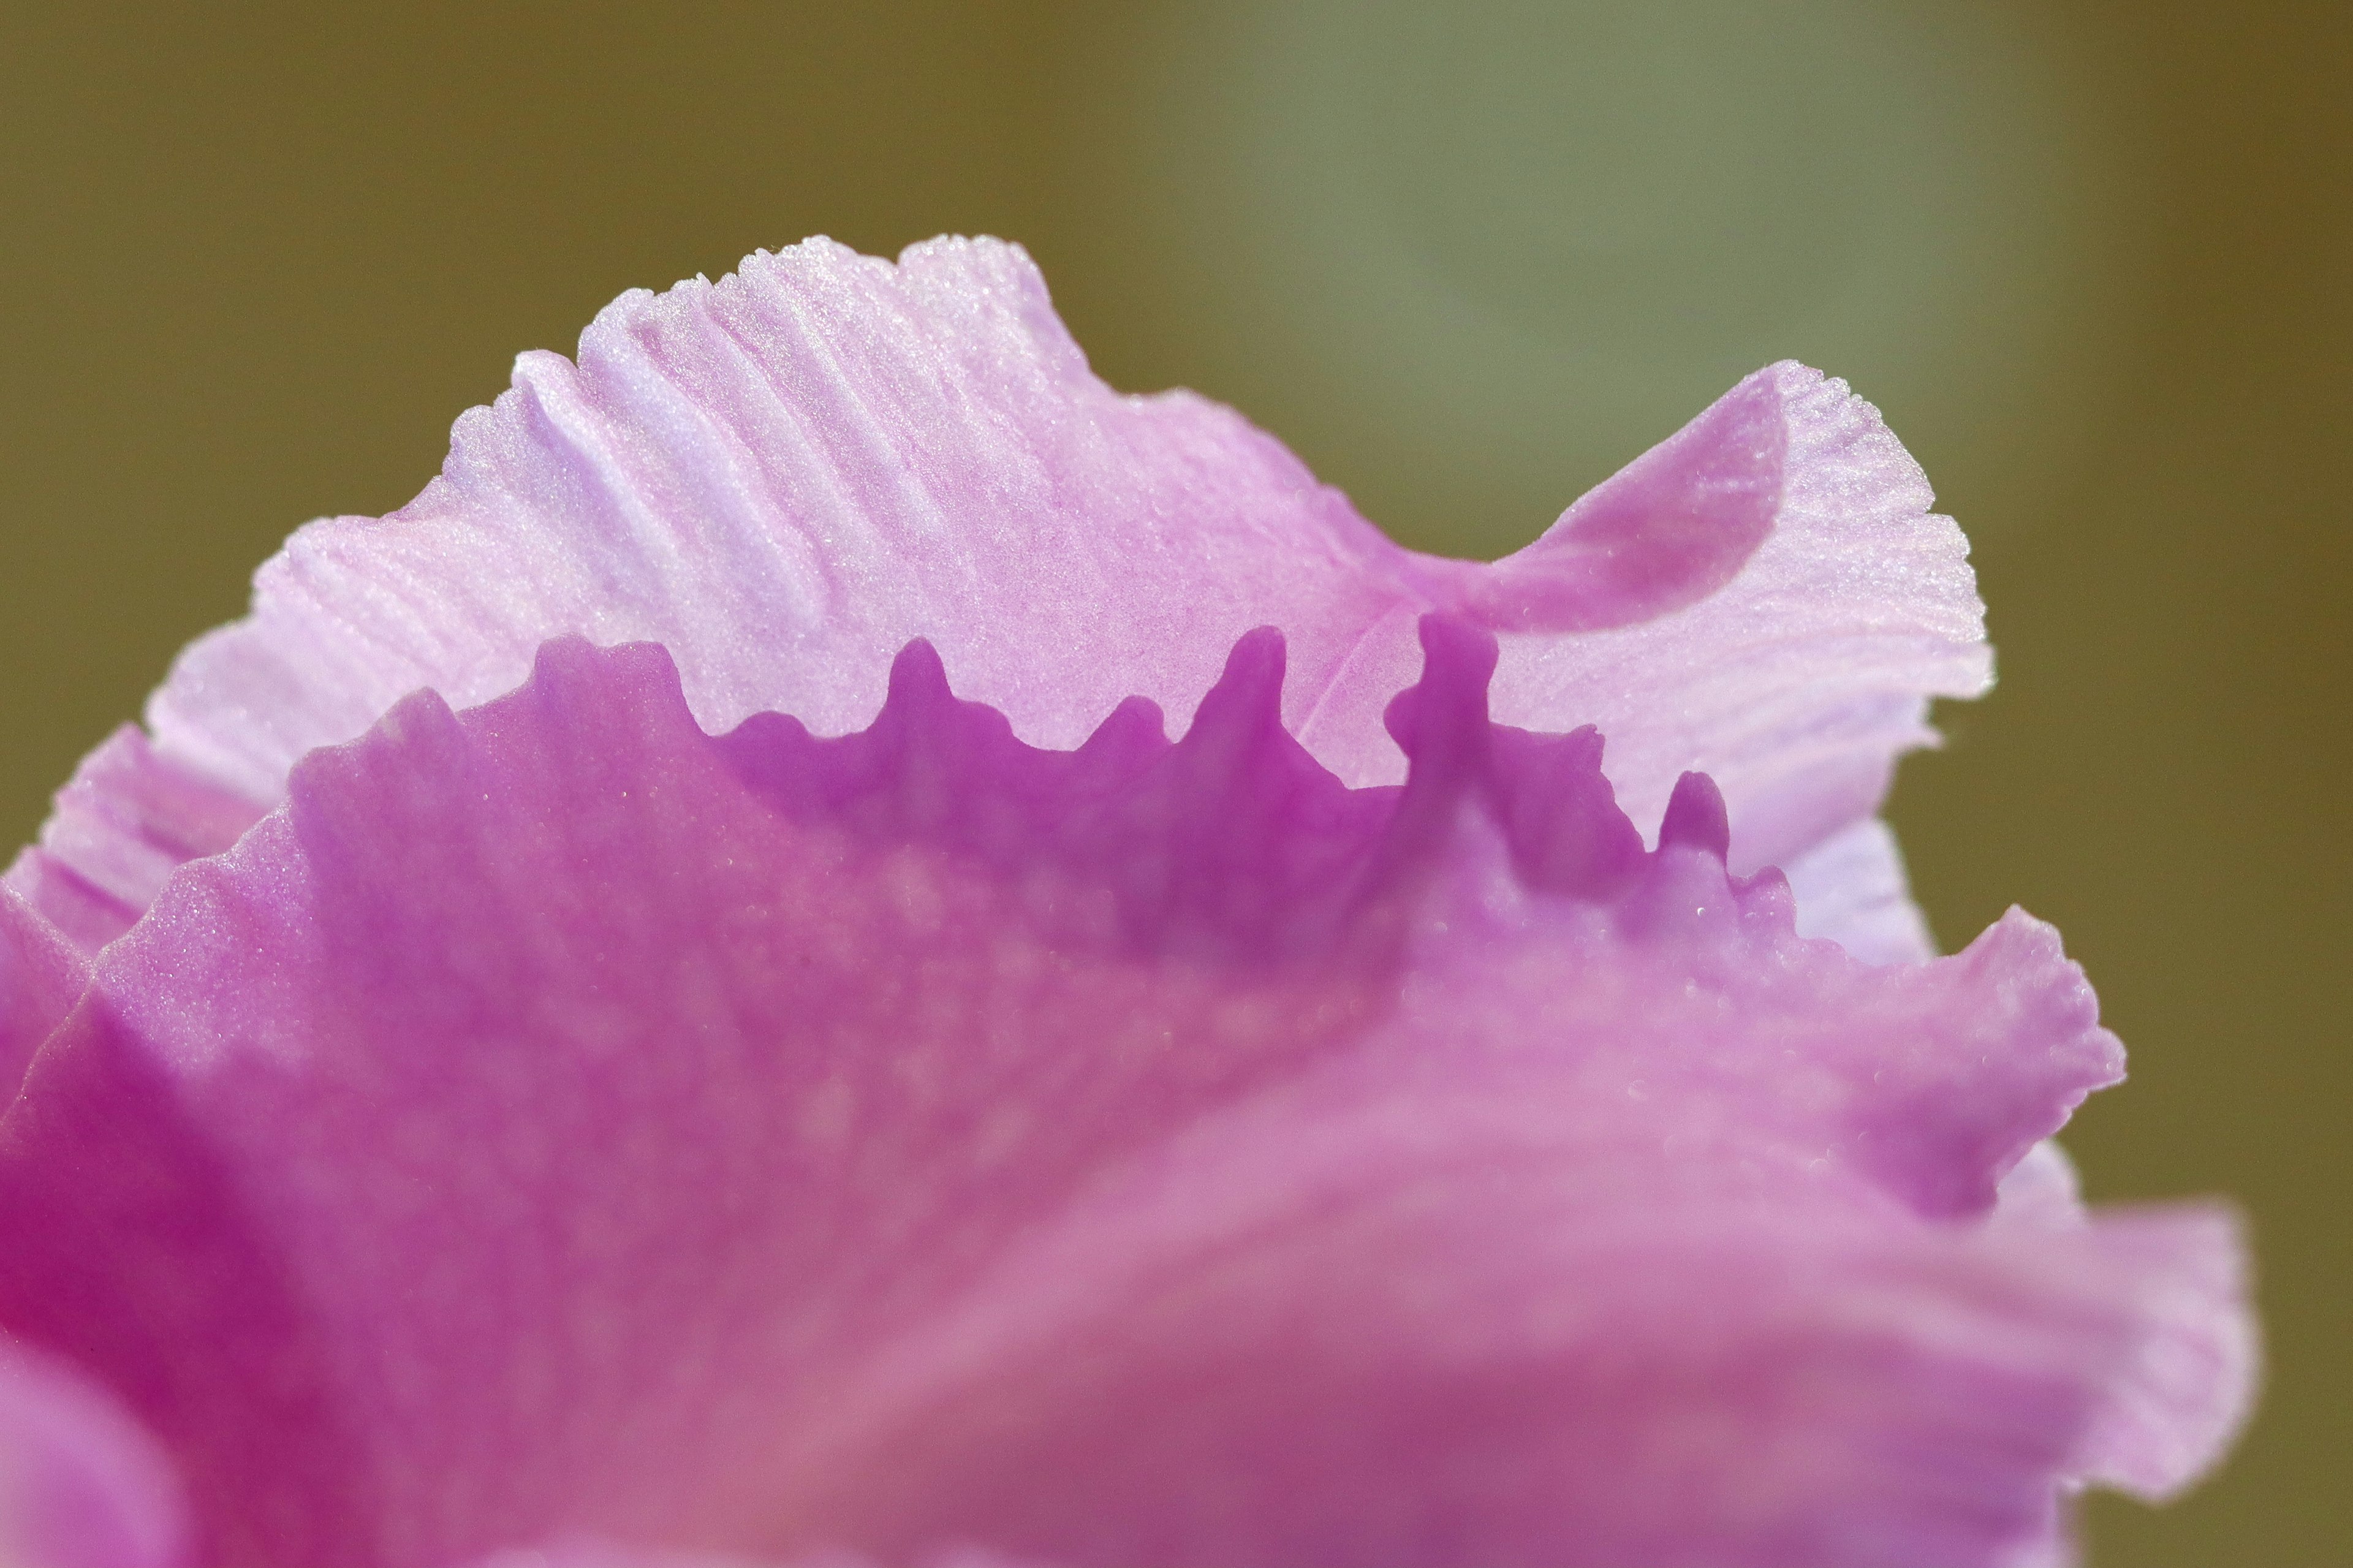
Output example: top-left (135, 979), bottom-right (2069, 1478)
top-left (6, 237), bottom-right (1984, 960)
top-left (0, 1338), bottom-right (189, 1568)
top-left (0, 622), bottom-right (2241, 1568)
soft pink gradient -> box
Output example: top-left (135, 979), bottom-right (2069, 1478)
top-left (0, 622), bottom-right (2246, 1568)
top-left (0, 239), bottom-right (2249, 1568)
top-left (0, 1339), bottom-right (188, 1568)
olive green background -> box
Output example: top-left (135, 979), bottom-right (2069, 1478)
top-left (1, 3), bottom-right (2344, 1562)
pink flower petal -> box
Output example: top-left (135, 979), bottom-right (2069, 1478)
top-left (5, 729), bottom-right (263, 953)
top-left (9, 239), bottom-right (1982, 959)
top-left (797, 1171), bottom-right (2240, 1568)
top-left (471, 1543), bottom-right (1044, 1568)
top-left (0, 1338), bottom-right (189, 1568)
top-left (0, 624), bottom-right (2239, 1567)
top-left (0, 885), bottom-right (86, 1099)
top-left (1773, 817), bottom-right (1937, 967)
top-left (472, 1545), bottom-right (802, 1568)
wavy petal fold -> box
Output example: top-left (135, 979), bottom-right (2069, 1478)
top-left (7, 238), bottom-right (1984, 960)
top-left (0, 623), bottom-right (2240, 1568)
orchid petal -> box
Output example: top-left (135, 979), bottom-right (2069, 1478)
top-left (0, 624), bottom-right (2240, 1567)
top-left (1487, 361), bottom-right (1988, 879)
top-left (0, 1339), bottom-right (189, 1568)
top-left (0, 885), bottom-right (86, 1099)
top-left (801, 1167), bottom-right (2238, 1568)
top-left (9, 240), bottom-right (1982, 955)
top-left (6, 729), bottom-right (263, 953)
top-left (471, 1543), bottom-right (1044, 1568)
top-left (1778, 817), bottom-right (1938, 963)
top-left (471, 1546), bottom-right (800, 1568)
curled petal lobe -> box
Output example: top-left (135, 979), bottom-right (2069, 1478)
top-left (0, 623), bottom-right (2244, 1568)
top-left (12, 240), bottom-right (1980, 956)
top-left (1422, 366), bottom-right (1784, 633)
top-left (1482, 361), bottom-right (1990, 888)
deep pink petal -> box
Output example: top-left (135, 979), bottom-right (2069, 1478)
top-left (0, 885), bottom-right (86, 1099)
top-left (10, 240), bottom-right (1980, 956)
top-left (472, 1546), bottom-right (800, 1568)
top-left (0, 624), bottom-right (2237, 1567)
top-left (471, 1543), bottom-right (1045, 1568)
top-left (0, 1339), bottom-right (189, 1568)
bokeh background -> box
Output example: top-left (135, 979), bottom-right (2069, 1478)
top-left (2, 2), bottom-right (2344, 1560)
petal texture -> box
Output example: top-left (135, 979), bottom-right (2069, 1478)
top-left (0, 624), bottom-right (2238, 1568)
top-left (0, 1339), bottom-right (189, 1568)
top-left (0, 885), bottom-right (85, 1099)
top-left (7, 237), bottom-right (1984, 955)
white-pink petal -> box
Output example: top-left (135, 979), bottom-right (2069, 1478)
top-left (8, 238), bottom-right (1984, 960)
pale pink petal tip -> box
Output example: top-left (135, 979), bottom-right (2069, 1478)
top-left (2067, 1204), bottom-right (2260, 1501)
top-left (0, 619), bottom-right (2245, 1568)
top-left (0, 1339), bottom-right (189, 1568)
top-left (13, 238), bottom-right (1982, 958)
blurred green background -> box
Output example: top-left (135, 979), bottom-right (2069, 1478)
top-left (1, 2), bottom-right (2343, 1561)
